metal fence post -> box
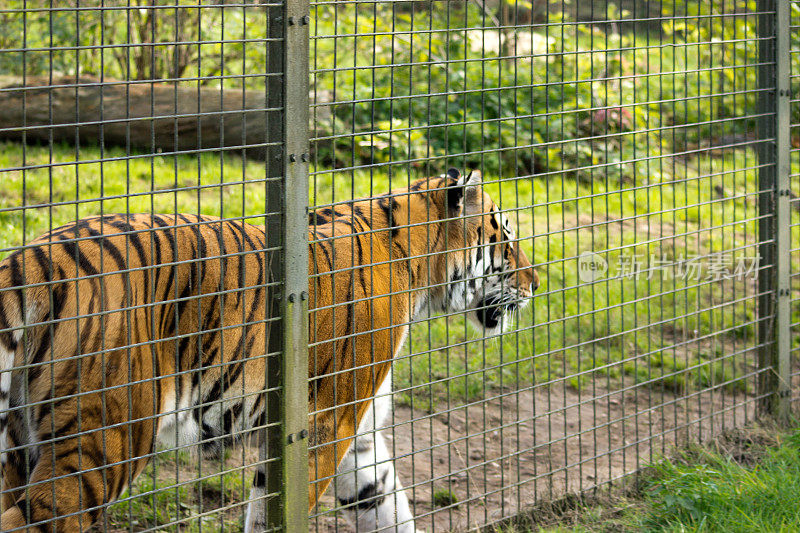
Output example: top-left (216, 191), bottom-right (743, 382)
top-left (757, 0), bottom-right (792, 421)
top-left (265, 0), bottom-right (310, 529)
top-left (281, 0), bottom-right (311, 528)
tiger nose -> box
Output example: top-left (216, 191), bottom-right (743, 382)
top-left (531, 267), bottom-right (540, 292)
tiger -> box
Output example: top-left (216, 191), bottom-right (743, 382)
top-left (0, 167), bottom-right (538, 532)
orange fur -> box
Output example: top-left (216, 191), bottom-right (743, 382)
top-left (0, 171), bottom-right (536, 531)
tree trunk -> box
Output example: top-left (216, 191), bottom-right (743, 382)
top-left (0, 75), bottom-right (275, 159)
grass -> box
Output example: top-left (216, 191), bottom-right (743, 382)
top-left (432, 488), bottom-right (460, 508)
top-left (100, 449), bottom-right (251, 532)
top-left (0, 141), bottom-right (271, 249)
top-left (504, 424), bottom-right (800, 533)
top-left (3, 139), bottom-right (799, 413)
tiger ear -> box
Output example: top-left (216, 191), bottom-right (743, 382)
top-left (447, 169), bottom-right (483, 215)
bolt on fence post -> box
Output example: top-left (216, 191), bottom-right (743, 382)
top-left (757, 0), bottom-right (792, 422)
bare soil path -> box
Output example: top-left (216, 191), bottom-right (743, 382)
top-left (313, 381), bottom-right (755, 532)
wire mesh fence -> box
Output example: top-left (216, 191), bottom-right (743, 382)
top-left (0, 1), bottom-right (796, 532)
top-left (788, 0), bottom-right (800, 415)
top-left (308, 0), bottom-right (796, 531)
top-left (0, 1), bottom-right (304, 531)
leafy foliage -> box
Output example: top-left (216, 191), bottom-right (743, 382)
top-left (2, 2), bottom-right (766, 182)
top-left (309, 2), bottom-right (761, 180)
top-left (639, 430), bottom-right (800, 532)
top-left (0, 1), bottom-right (267, 83)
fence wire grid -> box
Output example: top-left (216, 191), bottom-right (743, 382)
top-left (0, 1), bottom-right (796, 532)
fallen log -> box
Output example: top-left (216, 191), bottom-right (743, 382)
top-left (0, 76), bottom-right (276, 159)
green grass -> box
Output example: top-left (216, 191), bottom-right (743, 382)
top-left (522, 426), bottom-right (800, 533)
top-left (432, 488), bottom-right (460, 508)
top-left (0, 141), bottom-right (271, 251)
top-left (102, 450), bottom-right (250, 532)
top-left (3, 140), bottom-right (799, 412)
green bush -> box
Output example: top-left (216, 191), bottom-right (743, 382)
top-left (2, 1), bottom-right (765, 181)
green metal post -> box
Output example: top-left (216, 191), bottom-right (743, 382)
top-left (281, 0), bottom-right (311, 528)
top-left (757, 0), bottom-right (792, 422)
top-left (264, 0), bottom-right (310, 529)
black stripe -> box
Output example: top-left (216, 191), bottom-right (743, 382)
top-left (226, 220), bottom-right (244, 251)
top-left (51, 269), bottom-right (69, 320)
top-left (348, 217), bottom-right (369, 298)
top-left (107, 219), bottom-right (149, 267)
top-left (15, 498), bottom-right (33, 523)
top-left (83, 228), bottom-right (126, 274)
top-left (47, 410), bottom-right (78, 437)
top-left (208, 220), bottom-right (228, 279)
top-left (45, 218), bottom-right (91, 240)
top-left (159, 220), bottom-right (179, 304)
top-left (188, 294), bottom-right (221, 373)
top-left (149, 220), bottom-right (164, 300)
top-left (8, 253), bottom-right (25, 310)
top-left (351, 205), bottom-right (366, 220)
top-left (236, 227), bottom-right (265, 329)
top-left (340, 280), bottom-right (357, 370)
top-left (392, 238), bottom-right (409, 259)
top-left (178, 214), bottom-right (208, 284)
top-left (409, 179), bottom-right (425, 191)
top-left (223, 221), bottom-right (246, 306)
top-left (222, 401), bottom-right (244, 435)
top-left (59, 237), bottom-right (99, 278)
top-left (172, 255), bottom-right (197, 403)
top-left (62, 464), bottom-right (103, 519)
top-left (0, 298), bottom-right (16, 351)
top-left (174, 235), bottom-right (199, 326)
top-left (249, 391), bottom-right (265, 420)
top-left (191, 345), bottom-right (219, 390)
top-left (157, 223), bottom-right (179, 337)
top-left (311, 233), bottom-right (333, 272)
top-left (430, 218), bottom-right (445, 253)
top-left (237, 222), bottom-right (265, 289)
top-left (32, 246), bottom-right (53, 282)
top-left (309, 212), bottom-right (329, 225)
top-left (201, 332), bottom-right (256, 412)
top-left (28, 320), bottom-right (53, 379)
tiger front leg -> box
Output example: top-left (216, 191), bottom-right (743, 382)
top-left (335, 428), bottom-right (418, 533)
top-left (334, 374), bottom-right (420, 533)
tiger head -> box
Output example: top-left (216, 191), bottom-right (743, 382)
top-left (409, 168), bottom-right (539, 334)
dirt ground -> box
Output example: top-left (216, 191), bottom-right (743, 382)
top-left (91, 376), bottom-right (772, 532)
top-left (312, 380), bottom-right (757, 532)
